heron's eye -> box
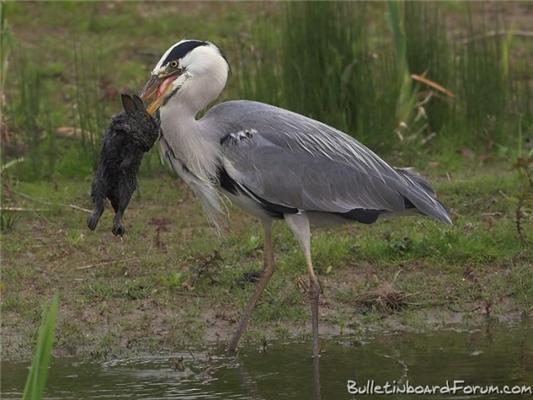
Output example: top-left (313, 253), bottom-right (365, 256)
top-left (169, 60), bottom-right (179, 69)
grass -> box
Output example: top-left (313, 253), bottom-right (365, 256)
top-left (2, 2), bottom-right (531, 180)
top-left (2, 2), bottom-right (265, 179)
top-left (1, 162), bottom-right (531, 360)
top-left (241, 2), bottom-right (531, 158)
top-left (22, 294), bottom-right (58, 400)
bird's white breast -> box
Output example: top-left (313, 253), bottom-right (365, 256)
top-left (159, 110), bottom-right (224, 228)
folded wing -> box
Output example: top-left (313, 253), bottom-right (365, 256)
top-left (209, 100), bottom-right (451, 224)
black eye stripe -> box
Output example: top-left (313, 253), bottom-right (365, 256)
top-left (163, 40), bottom-right (207, 65)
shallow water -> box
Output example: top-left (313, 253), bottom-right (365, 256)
top-left (2, 323), bottom-right (531, 399)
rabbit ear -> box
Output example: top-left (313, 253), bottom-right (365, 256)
top-left (121, 94), bottom-right (136, 116)
top-left (132, 95), bottom-right (146, 112)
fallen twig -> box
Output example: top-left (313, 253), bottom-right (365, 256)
top-left (13, 190), bottom-right (92, 214)
top-left (481, 211), bottom-right (503, 217)
top-left (77, 257), bottom-right (139, 270)
top-left (0, 158), bottom-right (25, 173)
top-left (1, 207), bottom-right (49, 212)
top-left (411, 74), bottom-right (455, 98)
top-left (68, 204), bottom-right (92, 213)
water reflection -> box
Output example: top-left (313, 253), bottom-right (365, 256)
top-left (313, 355), bottom-right (321, 400)
top-left (1, 322), bottom-right (531, 399)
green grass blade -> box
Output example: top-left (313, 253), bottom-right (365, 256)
top-left (22, 294), bottom-right (59, 400)
top-left (387, 0), bottom-right (405, 60)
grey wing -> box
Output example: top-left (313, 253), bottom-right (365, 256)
top-left (211, 101), bottom-right (451, 224)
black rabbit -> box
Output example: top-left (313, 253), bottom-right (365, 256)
top-left (87, 94), bottom-right (159, 236)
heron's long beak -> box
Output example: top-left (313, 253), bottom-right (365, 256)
top-left (140, 73), bottom-right (180, 115)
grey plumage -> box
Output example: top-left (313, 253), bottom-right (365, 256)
top-left (204, 100), bottom-right (451, 225)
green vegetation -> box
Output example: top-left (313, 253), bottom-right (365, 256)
top-left (1, 2), bottom-right (531, 178)
top-left (0, 2), bottom-right (531, 361)
top-left (22, 295), bottom-right (58, 400)
top-left (241, 2), bottom-right (531, 158)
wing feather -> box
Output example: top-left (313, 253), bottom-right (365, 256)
top-left (205, 100), bottom-right (451, 224)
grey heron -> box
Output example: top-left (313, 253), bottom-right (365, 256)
top-left (140, 40), bottom-right (451, 357)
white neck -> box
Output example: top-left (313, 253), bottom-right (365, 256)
top-left (159, 55), bottom-right (228, 181)
top-left (166, 72), bottom-right (226, 119)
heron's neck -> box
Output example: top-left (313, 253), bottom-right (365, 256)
top-left (159, 72), bottom-right (226, 179)
top-left (162, 68), bottom-right (226, 121)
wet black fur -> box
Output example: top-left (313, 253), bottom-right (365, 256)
top-left (87, 94), bottom-right (159, 236)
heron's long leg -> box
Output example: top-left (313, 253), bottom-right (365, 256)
top-left (284, 213), bottom-right (321, 358)
top-left (227, 220), bottom-right (274, 354)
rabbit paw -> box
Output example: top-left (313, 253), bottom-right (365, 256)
top-left (112, 223), bottom-right (125, 236)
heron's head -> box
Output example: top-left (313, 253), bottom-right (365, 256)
top-left (140, 40), bottom-right (229, 115)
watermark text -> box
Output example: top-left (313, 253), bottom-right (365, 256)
top-left (346, 380), bottom-right (533, 396)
